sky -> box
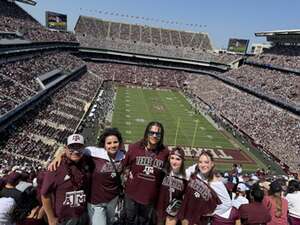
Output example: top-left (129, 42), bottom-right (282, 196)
top-left (19, 0), bottom-right (300, 49)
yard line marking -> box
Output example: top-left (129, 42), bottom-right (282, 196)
top-left (126, 115), bottom-right (131, 118)
top-left (125, 122), bottom-right (131, 125)
top-left (126, 130), bottom-right (132, 134)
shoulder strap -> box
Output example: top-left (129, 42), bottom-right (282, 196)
top-left (108, 155), bottom-right (124, 196)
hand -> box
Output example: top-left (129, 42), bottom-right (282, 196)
top-left (47, 152), bottom-right (64, 171)
top-left (48, 216), bottom-right (58, 225)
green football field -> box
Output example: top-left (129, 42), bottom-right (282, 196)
top-left (113, 86), bottom-right (233, 148)
top-left (111, 86), bottom-right (278, 172)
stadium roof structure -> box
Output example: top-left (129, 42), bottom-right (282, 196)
top-left (7, 0), bottom-right (36, 6)
top-left (255, 29), bottom-right (300, 36)
top-left (255, 29), bottom-right (300, 44)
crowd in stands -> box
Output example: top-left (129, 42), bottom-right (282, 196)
top-left (0, 0), bottom-right (76, 42)
top-left (87, 62), bottom-right (186, 88)
top-left (0, 69), bottom-right (103, 171)
top-left (222, 64), bottom-right (300, 107)
top-left (185, 74), bottom-right (300, 172)
top-left (248, 45), bottom-right (300, 71)
top-left (75, 16), bottom-right (242, 64)
top-left (0, 51), bottom-right (85, 116)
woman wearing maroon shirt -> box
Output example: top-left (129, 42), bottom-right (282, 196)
top-left (86, 128), bottom-right (125, 225)
top-left (156, 147), bottom-right (188, 225)
top-left (123, 121), bottom-right (169, 225)
top-left (178, 151), bottom-right (221, 225)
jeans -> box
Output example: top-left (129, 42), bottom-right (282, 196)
top-left (87, 196), bottom-right (119, 225)
top-left (125, 195), bottom-right (155, 225)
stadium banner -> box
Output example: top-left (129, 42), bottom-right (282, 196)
top-left (227, 38), bottom-right (249, 54)
top-left (45, 11), bottom-right (67, 31)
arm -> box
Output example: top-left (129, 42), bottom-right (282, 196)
top-left (41, 194), bottom-right (58, 225)
top-left (47, 147), bottom-right (66, 171)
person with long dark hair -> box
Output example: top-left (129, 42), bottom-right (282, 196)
top-left (12, 186), bottom-right (46, 225)
top-left (239, 184), bottom-right (271, 225)
top-left (123, 121), bottom-right (169, 225)
top-left (156, 147), bottom-right (188, 225)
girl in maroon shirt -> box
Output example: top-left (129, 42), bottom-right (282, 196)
top-left (156, 147), bottom-right (188, 225)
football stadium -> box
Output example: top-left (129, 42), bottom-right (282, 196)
top-left (0, 0), bottom-right (300, 224)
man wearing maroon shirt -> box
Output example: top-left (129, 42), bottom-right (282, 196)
top-left (41, 134), bottom-right (91, 225)
top-left (239, 184), bottom-right (271, 225)
top-left (123, 121), bottom-right (169, 225)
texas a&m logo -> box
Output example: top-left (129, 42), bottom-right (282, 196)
top-left (72, 135), bottom-right (81, 142)
top-left (63, 190), bottom-right (86, 207)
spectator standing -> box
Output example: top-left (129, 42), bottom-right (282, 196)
top-left (41, 134), bottom-right (91, 225)
top-left (232, 183), bottom-right (249, 209)
top-left (156, 147), bottom-right (188, 225)
top-left (285, 180), bottom-right (300, 225)
top-left (239, 184), bottom-right (271, 225)
top-left (123, 121), bottom-right (169, 225)
top-left (263, 180), bottom-right (288, 225)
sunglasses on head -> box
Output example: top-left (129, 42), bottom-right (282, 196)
top-left (148, 131), bottom-right (161, 137)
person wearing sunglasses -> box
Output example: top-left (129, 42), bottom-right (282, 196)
top-left (41, 134), bottom-right (91, 225)
top-left (123, 121), bottom-right (169, 225)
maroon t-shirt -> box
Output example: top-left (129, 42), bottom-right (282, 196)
top-left (177, 174), bottom-right (221, 225)
top-left (156, 172), bottom-right (188, 219)
top-left (239, 202), bottom-right (271, 225)
top-left (89, 157), bottom-right (123, 204)
top-left (123, 141), bottom-right (169, 205)
top-left (41, 157), bottom-right (91, 222)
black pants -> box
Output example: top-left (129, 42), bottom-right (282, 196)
top-left (125, 195), bottom-right (155, 225)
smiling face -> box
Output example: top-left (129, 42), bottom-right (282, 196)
top-left (105, 135), bottom-right (120, 157)
top-left (65, 143), bottom-right (84, 162)
top-left (198, 153), bottom-right (214, 175)
top-left (169, 154), bottom-right (183, 173)
top-left (147, 125), bottom-right (161, 147)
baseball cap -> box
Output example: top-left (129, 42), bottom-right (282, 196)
top-left (67, 134), bottom-right (84, 146)
top-left (250, 175), bottom-right (259, 181)
top-left (237, 183), bottom-right (249, 192)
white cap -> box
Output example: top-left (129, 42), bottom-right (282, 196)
top-left (67, 134), bottom-right (84, 146)
top-left (251, 175), bottom-right (259, 181)
top-left (237, 183), bottom-right (249, 192)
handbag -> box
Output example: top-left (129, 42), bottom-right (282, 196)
top-left (108, 155), bottom-right (126, 225)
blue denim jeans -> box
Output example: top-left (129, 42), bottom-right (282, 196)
top-left (87, 196), bottom-right (119, 225)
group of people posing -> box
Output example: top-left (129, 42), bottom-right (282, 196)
top-left (3, 121), bottom-right (299, 225)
